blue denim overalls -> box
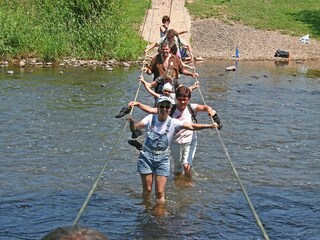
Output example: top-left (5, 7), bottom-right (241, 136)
top-left (138, 115), bottom-right (172, 176)
top-left (143, 115), bottom-right (171, 153)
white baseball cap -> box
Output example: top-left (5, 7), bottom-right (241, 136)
top-left (162, 82), bottom-right (173, 92)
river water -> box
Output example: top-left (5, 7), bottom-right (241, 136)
top-left (0, 60), bottom-right (319, 240)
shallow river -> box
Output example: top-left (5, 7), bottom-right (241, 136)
top-left (0, 60), bottom-right (319, 239)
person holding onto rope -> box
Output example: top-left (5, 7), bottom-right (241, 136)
top-left (160, 15), bottom-right (187, 38)
top-left (140, 75), bottom-right (176, 104)
top-left (145, 29), bottom-right (193, 61)
top-left (170, 86), bottom-right (222, 186)
top-left (140, 75), bottom-right (199, 104)
top-left (128, 86), bottom-right (222, 187)
top-left (160, 15), bottom-right (170, 38)
top-left (127, 96), bottom-right (218, 213)
top-left (143, 42), bottom-right (198, 85)
top-left (170, 43), bottom-right (195, 71)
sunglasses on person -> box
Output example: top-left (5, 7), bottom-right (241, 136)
top-left (163, 89), bottom-right (173, 93)
top-left (158, 104), bottom-right (171, 109)
top-left (177, 97), bottom-right (189, 102)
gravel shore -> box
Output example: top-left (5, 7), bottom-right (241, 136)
top-left (141, 0), bottom-right (320, 61)
top-left (191, 19), bottom-right (320, 61)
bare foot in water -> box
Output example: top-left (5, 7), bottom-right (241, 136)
top-left (153, 203), bottom-right (167, 217)
top-left (183, 179), bottom-right (194, 188)
top-left (174, 175), bottom-right (194, 188)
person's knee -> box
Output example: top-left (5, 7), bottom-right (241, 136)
top-left (144, 186), bottom-right (152, 193)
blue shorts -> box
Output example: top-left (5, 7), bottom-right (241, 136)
top-left (137, 150), bottom-right (170, 176)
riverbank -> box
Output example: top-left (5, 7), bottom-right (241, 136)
top-left (142, 0), bottom-right (320, 61)
top-left (191, 19), bottom-right (320, 61)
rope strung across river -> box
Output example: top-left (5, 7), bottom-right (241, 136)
top-left (72, 0), bottom-right (155, 226)
top-left (73, 1), bottom-right (269, 239)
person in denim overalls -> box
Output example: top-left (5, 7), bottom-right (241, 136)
top-left (128, 96), bottom-right (218, 210)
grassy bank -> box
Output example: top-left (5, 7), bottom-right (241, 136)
top-left (0, 0), bottom-right (149, 62)
top-left (187, 0), bottom-right (320, 39)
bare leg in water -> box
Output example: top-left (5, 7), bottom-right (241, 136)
top-left (153, 175), bottom-right (167, 216)
top-left (140, 173), bottom-right (167, 216)
top-left (140, 173), bottom-right (153, 207)
top-left (183, 163), bottom-right (194, 187)
top-left (174, 164), bottom-right (194, 187)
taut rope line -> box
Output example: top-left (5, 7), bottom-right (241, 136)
top-left (189, 65), bottom-right (269, 240)
top-left (72, 121), bottom-right (128, 225)
top-left (72, 1), bottom-right (156, 225)
top-left (184, 2), bottom-right (268, 235)
top-left (169, 0), bottom-right (174, 19)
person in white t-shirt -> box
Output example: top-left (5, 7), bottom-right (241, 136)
top-left (128, 96), bottom-right (218, 214)
top-left (128, 88), bottom-right (222, 187)
top-left (170, 86), bottom-right (222, 186)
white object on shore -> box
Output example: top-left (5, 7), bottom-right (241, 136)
top-left (225, 66), bottom-right (236, 71)
top-left (299, 34), bottom-right (310, 44)
top-left (195, 57), bottom-right (204, 61)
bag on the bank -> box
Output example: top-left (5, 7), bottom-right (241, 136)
top-left (274, 49), bottom-right (289, 58)
top-left (299, 34), bottom-right (310, 44)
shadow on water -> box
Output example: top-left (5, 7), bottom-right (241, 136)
top-left (0, 61), bottom-right (319, 239)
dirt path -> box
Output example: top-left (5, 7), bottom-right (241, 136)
top-left (141, 0), bottom-right (191, 45)
top-left (141, 0), bottom-right (320, 61)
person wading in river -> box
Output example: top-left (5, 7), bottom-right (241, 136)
top-left (128, 87), bottom-right (222, 187)
top-left (143, 42), bottom-right (198, 82)
top-left (127, 96), bottom-right (218, 215)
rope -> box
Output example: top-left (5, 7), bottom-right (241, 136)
top-left (139, 0), bottom-right (153, 37)
top-left (73, 2), bottom-right (269, 240)
top-left (72, 121), bottom-right (128, 225)
top-left (190, 62), bottom-right (269, 240)
top-left (72, 1), bottom-right (156, 226)
top-left (169, 0), bottom-right (174, 19)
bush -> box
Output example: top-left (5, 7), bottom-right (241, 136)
top-left (0, 0), bottom-right (148, 61)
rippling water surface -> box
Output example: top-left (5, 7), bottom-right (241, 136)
top-left (0, 61), bottom-right (319, 239)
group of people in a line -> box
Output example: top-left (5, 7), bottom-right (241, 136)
top-left (40, 15), bottom-right (221, 240)
top-left (114, 15), bottom-right (223, 215)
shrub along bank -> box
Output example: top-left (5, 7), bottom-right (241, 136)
top-left (0, 0), bottom-right (149, 62)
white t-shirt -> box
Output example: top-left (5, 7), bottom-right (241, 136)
top-left (141, 114), bottom-right (184, 143)
top-left (171, 104), bottom-right (198, 144)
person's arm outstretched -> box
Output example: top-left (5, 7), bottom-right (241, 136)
top-left (195, 104), bottom-right (216, 117)
top-left (182, 122), bottom-right (217, 130)
top-left (128, 101), bottom-right (157, 114)
top-left (139, 76), bottom-right (160, 99)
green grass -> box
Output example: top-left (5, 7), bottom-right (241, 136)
top-left (0, 0), bottom-right (150, 61)
top-left (2, 0), bottom-right (318, 62)
top-left (186, 0), bottom-right (320, 39)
